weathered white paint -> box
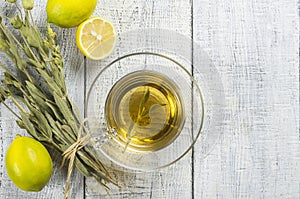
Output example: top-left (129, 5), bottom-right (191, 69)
top-left (0, 1), bottom-right (84, 199)
top-left (0, 0), bottom-right (299, 199)
top-left (85, 1), bottom-right (193, 199)
top-left (193, 0), bottom-right (300, 199)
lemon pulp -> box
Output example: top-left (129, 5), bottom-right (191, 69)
top-left (76, 16), bottom-right (116, 60)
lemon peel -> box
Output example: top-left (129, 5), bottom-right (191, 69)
top-left (46, 0), bottom-right (97, 28)
top-left (76, 16), bottom-right (116, 60)
top-left (5, 135), bottom-right (53, 192)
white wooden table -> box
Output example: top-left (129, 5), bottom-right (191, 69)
top-left (0, 0), bottom-right (299, 198)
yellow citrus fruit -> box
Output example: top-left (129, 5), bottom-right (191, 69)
top-left (5, 135), bottom-right (53, 192)
top-left (46, 0), bottom-right (97, 28)
top-left (76, 16), bottom-right (116, 60)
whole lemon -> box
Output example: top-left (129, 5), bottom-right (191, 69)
top-left (5, 135), bottom-right (53, 192)
top-left (46, 0), bottom-right (98, 28)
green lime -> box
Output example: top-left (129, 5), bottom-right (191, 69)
top-left (5, 135), bottom-right (53, 192)
top-left (46, 0), bottom-right (97, 28)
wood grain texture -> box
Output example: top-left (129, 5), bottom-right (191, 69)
top-left (193, 0), bottom-right (299, 198)
top-left (0, 1), bottom-right (84, 199)
top-left (85, 1), bottom-right (193, 199)
top-left (0, 0), bottom-right (299, 199)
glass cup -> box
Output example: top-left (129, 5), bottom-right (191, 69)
top-left (76, 29), bottom-right (225, 172)
top-left (86, 52), bottom-right (204, 171)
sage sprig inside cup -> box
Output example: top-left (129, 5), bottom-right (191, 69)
top-left (0, 0), bottom-right (115, 197)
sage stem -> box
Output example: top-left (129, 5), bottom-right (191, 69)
top-left (2, 102), bottom-right (21, 120)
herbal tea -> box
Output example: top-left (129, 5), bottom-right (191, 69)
top-left (105, 70), bottom-right (185, 151)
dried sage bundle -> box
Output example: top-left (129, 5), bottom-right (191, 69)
top-left (0, 1), bottom-right (115, 198)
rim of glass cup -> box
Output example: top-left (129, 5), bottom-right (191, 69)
top-left (85, 51), bottom-right (205, 171)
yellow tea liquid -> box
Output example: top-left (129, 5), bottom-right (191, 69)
top-left (105, 70), bottom-right (185, 151)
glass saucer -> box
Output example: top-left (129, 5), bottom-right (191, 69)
top-left (82, 29), bottom-right (225, 172)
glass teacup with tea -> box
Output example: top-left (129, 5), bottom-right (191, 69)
top-left (82, 29), bottom-right (224, 171)
top-left (86, 52), bottom-right (204, 171)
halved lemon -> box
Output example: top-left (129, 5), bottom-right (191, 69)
top-left (76, 17), bottom-right (116, 60)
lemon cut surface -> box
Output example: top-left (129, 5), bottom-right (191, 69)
top-left (76, 17), bottom-right (116, 60)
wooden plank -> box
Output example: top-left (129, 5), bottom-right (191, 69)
top-left (193, 0), bottom-right (300, 198)
top-left (0, 1), bottom-right (84, 198)
top-left (85, 0), bottom-right (193, 198)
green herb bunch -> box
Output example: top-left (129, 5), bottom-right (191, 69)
top-left (0, 0), bottom-right (115, 196)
